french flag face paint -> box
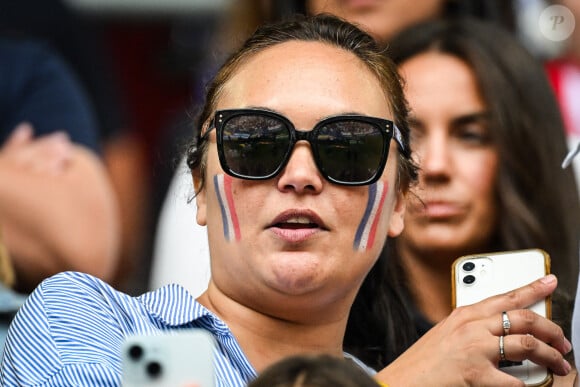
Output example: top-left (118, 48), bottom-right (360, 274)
top-left (353, 181), bottom-right (388, 251)
top-left (213, 174), bottom-right (241, 242)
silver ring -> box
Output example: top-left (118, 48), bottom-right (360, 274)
top-left (499, 335), bottom-right (506, 361)
top-left (502, 311), bottom-right (511, 335)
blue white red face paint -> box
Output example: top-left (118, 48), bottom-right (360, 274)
top-left (353, 181), bottom-right (388, 251)
top-left (213, 173), bottom-right (387, 248)
top-left (213, 174), bottom-right (241, 242)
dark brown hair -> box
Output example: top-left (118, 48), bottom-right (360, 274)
top-left (248, 354), bottom-right (380, 387)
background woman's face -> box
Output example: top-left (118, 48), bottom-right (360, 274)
top-left (397, 52), bottom-right (499, 259)
top-left (307, 0), bottom-right (446, 45)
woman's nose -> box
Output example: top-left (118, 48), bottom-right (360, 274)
top-left (415, 133), bottom-right (451, 180)
top-left (276, 142), bottom-right (324, 194)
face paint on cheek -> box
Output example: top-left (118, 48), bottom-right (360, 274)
top-left (213, 174), bottom-right (241, 242)
top-left (353, 181), bottom-right (388, 251)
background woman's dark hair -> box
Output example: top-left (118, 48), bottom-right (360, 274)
top-left (345, 17), bottom-right (580, 369)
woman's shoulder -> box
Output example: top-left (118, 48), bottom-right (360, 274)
top-left (1, 272), bottom-right (207, 386)
top-left (36, 271), bottom-right (211, 329)
top-left (36, 271), bottom-right (202, 327)
top-left (37, 271), bottom-right (138, 314)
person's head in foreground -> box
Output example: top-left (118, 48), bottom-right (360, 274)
top-left (0, 14), bottom-right (573, 387)
top-left (248, 354), bottom-right (381, 387)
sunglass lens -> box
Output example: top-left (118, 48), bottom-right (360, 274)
top-left (221, 114), bottom-right (290, 178)
top-left (316, 121), bottom-right (385, 183)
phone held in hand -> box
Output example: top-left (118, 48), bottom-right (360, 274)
top-left (121, 329), bottom-right (216, 387)
top-left (451, 249), bottom-right (552, 387)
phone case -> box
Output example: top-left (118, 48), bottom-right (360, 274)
top-left (121, 329), bottom-right (216, 387)
top-left (451, 249), bottom-right (552, 387)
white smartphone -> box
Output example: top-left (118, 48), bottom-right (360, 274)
top-left (121, 329), bottom-right (216, 387)
top-left (451, 249), bottom-right (552, 387)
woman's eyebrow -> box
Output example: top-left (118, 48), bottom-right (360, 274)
top-left (451, 111), bottom-right (491, 126)
top-left (406, 111), bottom-right (490, 129)
top-left (406, 114), bottom-right (422, 128)
top-left (246, 105), bottom-right (278, 113)
top-left (242, 106), bottom-right (375, 122)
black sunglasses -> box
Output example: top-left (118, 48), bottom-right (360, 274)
top-left (202, 109), bottom-right (405, 186)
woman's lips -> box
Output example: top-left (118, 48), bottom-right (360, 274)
top-left (268, 210), bottom-right (328, 243)
top-left (420, 201), bottom-right (465, 219)
top-left (341, 0), bottom-right (379, 11)
top-left (270, 226), bottom-right (322, 243)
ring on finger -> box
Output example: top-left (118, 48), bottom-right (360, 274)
top-left (501, 311), bottom-right (511, 335)
top-left (499, 335), bottom-right (506, 361)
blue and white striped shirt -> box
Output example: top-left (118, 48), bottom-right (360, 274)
top-left (1, 271), bottom-right (372, 386)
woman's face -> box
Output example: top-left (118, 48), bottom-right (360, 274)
top-left (397, 52), bottom-right (499, 260)
top-left (195, 41), bottom-right (405, 321)
top-left (307, 0), bottom-right (446, 45)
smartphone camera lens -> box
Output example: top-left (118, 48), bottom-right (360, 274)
top-left (146, 361), bottom-right (163, 379)
top-left (462, 261), bottom-right (475, 272)
top-left (462, 274), bottom-right (476, 285)
top-left (128, 344), bottom-right (143, 361)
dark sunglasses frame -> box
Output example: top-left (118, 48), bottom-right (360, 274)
top-left (202, 108), bottom-right (405, 186)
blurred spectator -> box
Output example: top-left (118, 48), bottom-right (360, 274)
top-left (0, 0), bottom-right (141, 291)
top-left (306, 0), bottom-right (515, 44)
top-left (344, 18), bottom-right (579, 377)
top-left (545, 0), bottom-right (580, 186)
top-left (0, 0), bottom-right (225, 293)
top-left (540, 0), bottom-right (580, 375)
top-left (0, 37), bottom-right (120, 344)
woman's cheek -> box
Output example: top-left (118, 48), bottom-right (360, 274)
top-left (211, 174), bottom-right (392, 251)
top-left (353, 181), bottom-right (389, 251)
top-left (213, 174), bottom-right (241, 242)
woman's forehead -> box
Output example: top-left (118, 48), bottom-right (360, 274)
top-left (217, 41), bottom-right (391, 122)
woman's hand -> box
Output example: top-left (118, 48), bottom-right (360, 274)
top-left (0, 123), bottom-right (120, 290)
top-left (0, 123), bottom-right (73, 175)
top-left (377, 274), bottom-right (572, 386)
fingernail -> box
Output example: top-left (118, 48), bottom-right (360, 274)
top-left (563, 359), bottom-right (572, 373)
top-left (564, 339), bottom-right (572, 354)
top-left (13, 123), bottom-right (33, 137)
top-left (48, 131), bottom-right (69, 142)
top-left (540, 274), bottom-right (556, 284)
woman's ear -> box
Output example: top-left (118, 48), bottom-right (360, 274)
top-left (193, 172), bottom-right (207, 226)
top-left (387, 190), bottom-right (405, 237)
top-left (193, 120), bottom-right (213, 227)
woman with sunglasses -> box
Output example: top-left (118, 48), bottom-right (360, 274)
top-left (1, 15), bottom-right (572, 386)
top-left (150, 0), bottom-right (515, 299)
